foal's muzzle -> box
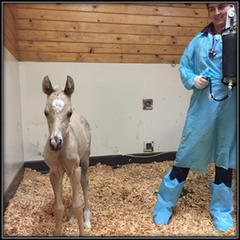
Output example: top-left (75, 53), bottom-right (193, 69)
top-left (50, 136), bottom-right (62, 151)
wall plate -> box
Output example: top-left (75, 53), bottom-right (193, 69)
top-left (143, 141), bottom-right (154, 152)
top-left (143, 99), bottom-right (153, 110)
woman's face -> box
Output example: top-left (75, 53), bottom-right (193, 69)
top-left (208, 3), bottom-right (228, 30)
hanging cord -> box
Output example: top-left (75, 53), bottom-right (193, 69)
top-left (205, 76), bottom-right (229, 101)
top-left (119, 152), bottom-right (175, 158)
top-left (204, 76), bottom-right (232, 119)
top-left (99, 141), bottom-right (176, 158)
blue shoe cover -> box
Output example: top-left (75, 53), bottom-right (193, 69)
top-left (209, 180), bottom-right (234, 232)
top-left (153, 170), bottom-right (185, 225)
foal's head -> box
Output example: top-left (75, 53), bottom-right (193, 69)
top-left (42, 76), bottom-right (75, 152)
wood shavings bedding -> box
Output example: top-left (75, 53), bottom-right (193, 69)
top-left (3, 161), bottom-right (237, 237)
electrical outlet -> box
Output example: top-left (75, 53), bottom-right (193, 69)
top-left (143, 99), bottom-right (153, 110)
top-left (144, 141), bottom-right (154, 152)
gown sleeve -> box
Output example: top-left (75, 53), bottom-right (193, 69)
top-left (178, 33), bottom-right (203, 90)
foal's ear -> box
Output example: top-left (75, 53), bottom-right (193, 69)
top-left (42, 76), bottom-right (54, 96)
top-left (64, 76), bottom-right (75, 96)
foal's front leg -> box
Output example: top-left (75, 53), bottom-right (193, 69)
top-left (69, 166), bottom-right (85, 236)
top-left (81, 157), bottom-right (91, 228)
top-left (49, 171), bottom-right (64, 236)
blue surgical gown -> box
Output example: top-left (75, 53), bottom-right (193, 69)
top-left (173, 24), bottom-right (237, 175)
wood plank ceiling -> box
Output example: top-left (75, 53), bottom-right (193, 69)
top-left (4, 3), bottom-right (210, 64)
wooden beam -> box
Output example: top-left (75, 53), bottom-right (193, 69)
top-left (19, 52), bottom-right (182, 63)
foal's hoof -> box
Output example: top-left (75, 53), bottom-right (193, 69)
top-left (85, 220), bottom-right (91, 229)
top-left (66, 214), bottom-right (75, 224)
top-left (80, 230), bottom-right (86, 236)
top-left (54, 231), bottom-right (61, 236)
top-left (84, 210), bottom-right (91, 228)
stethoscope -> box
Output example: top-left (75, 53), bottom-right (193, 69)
top-left (208, 31), bottom-right (223, 58)
top-left (204, 76), bottom-right (229, 101)
top-left (207, 34), bottom-right (230, 101)
top-left (209, 35), bottom-right (217, 58)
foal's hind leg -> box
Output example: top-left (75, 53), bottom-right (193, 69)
top-left (69, 166), bottom-right (85, 236)
top-left (49, 171), bottom-right (64, 236)
top-left (81, 156), bottom-right (91, 228)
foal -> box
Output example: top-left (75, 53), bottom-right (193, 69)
top-left (42, 75), bottom-right (91, 236)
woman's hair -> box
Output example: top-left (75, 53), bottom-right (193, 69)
top-left (206, 3), bottom-right (234, 8)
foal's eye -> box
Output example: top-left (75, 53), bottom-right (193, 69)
top-left (44, 110), bottom-right (48, 117)
top-left (67, 110), bottom-right (72, 118)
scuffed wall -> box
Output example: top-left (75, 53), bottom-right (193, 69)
top-left (3, 47), bottom-right (193, 192)
top-left (19, 61), bottom-right (192, 161)
top-left (3, 48), bottom-right (24, 192)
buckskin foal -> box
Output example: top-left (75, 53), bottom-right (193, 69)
top-left (42, 75), bottom-right (91, 236)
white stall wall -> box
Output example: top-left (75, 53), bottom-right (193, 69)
top-left (19, 62), bottom-right (192, 162)
top-left (3, 48), bottom-right (24, 192)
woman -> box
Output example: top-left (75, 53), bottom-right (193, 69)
top-left (153, 3), bottom-right (237, 232)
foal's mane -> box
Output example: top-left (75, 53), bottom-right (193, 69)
top-left (50, 86), bottom-right (66, 98)
top-left (53, 85), bottom-right (62, 92)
